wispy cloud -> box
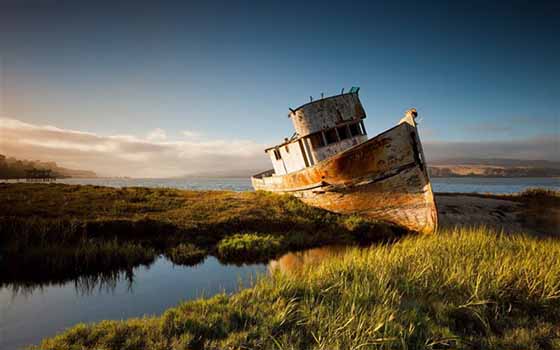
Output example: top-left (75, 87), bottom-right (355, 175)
top-left (0, 118), bottom-right (268, 177)
top-left (463, 123), bottom-right (513, 133)
top-left (146, 128), bottom-right (167, 142)
top-left (1, 118), bottom-right (557, 178)
top-left (181, 130), bottom-right (202, 139)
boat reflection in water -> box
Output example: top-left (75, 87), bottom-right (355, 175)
top-left (268, 245), bottom-right (352, 275)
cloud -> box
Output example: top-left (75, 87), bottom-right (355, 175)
top-left (423, 135), bottom-right (559, 162)
top-left (146, 128), bottom-right (167, 141)
top-left (463, 123), bottom-right (513, 133)
top-left (0, 118), bottom-right (269, 177)
top-left (1, 118), bottom-right (557, 178)
top-left (181, 130), bottom-right (202, 139)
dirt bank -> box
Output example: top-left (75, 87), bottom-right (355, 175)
top-left (435, 191), bottom-right (559, 235)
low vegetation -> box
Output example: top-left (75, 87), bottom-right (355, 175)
top-left (217, 233), bottom-right (283, 263)
top-left (37, 227), bottom-right (560, 350)
top-left (0, 183), bottom-right (378, 247)
top-left (512, 188), bottom-right (560, 233)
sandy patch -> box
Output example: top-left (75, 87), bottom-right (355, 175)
top-left (435, 194), bottom-right (526, 233)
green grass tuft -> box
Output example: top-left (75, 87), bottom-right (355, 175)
top-left (217, 233), bottom-right (283, 263)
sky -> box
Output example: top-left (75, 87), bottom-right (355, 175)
top-left (0, 0), bottom-right (558, 177)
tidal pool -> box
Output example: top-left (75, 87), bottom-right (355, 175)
top-left (0, 246), bottom-right (351, 349)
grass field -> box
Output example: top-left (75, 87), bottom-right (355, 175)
top-left (36, 227), bottom-right (560, 350)
top-left (0, 183), bottom-right (398, 249)
top-left (2, 184), bottom-right (559, 349)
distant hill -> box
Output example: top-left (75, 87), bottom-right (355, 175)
top-left (430, 158), bottom-right (560, 169)
top-left (429, 158), bottom-right (560, 177)
top-left (0, 154), bottom-right (97, 179)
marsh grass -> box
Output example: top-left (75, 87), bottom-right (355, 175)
top-left (510, 187), bottom-right (560, 202)
top-left (0, 184), bottom-right (384, 247)
top-left (217, 233), bottom-right (283, 263)
top-left (37, 227), bottom-right (560, 350)
top-left (514, 188), bottom-right (560, 234)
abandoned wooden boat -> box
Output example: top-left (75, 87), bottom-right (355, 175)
top-left (251, 88), bottom-right (438, 234)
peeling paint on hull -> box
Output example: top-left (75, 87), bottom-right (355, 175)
top-left (252, 120), bottom-right (438, 234)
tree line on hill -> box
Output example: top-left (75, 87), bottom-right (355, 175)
top-left (0, 154), bottom-right (97, 179)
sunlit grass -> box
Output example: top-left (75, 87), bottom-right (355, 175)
top-left (0, 183), bottom-right (376, 249)
top-left (37, 227), bottom-right (560, 350)
top-left (217, 233), bottom-right (283, 263)
top-left (3, 184), bottom-right (558, 348)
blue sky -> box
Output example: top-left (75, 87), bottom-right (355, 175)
top-left (0, 0), bottom-right (558, 176)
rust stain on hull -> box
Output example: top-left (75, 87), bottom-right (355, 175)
top-left (252, 121), bottom-right (438, 234)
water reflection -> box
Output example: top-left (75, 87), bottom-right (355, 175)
top-left (0, 244), bottom-right (363, 349)
top-left (0, 255), bottom-right (267, 350)
top-left (0, 248), bottom-right (156, 297)
top-left (269, 245), bottom-right (351, 275)
top-left (1, 244), bottom-right (364, 349)
top-left (5, 269), bottom-right (136, 298)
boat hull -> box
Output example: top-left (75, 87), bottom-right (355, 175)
top-left (252, 119), bottom-right (438, 234)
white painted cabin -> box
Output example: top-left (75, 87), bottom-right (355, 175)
top-left (265, 90), bottom-right (368, 175)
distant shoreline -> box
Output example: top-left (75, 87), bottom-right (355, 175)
top-left (2, 175), bottom-right (558, 181)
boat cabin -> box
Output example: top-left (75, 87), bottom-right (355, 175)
top-left (265, 89), bottom-right (368, 175)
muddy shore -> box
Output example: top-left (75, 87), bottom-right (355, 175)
top-left (436, 191), bottom-right (559, 235)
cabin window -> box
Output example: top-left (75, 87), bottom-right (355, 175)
top-left (274, 149), bottom-right (281, 160)
top-left (337, 125), bottom-right (350, 140)
top-left (349, 122), bottom-right (361, 137)
top-left (325, 128), bottom-right (338, 144)
top-left (309, 133), bottom-right (325, 148)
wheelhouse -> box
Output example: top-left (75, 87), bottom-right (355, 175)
top-left (265, 89), bottom-right (368, 175)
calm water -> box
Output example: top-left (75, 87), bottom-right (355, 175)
top-left (54, 176), bottom-right (560, 193)
top-left (0, 246), bottom-right (345, 350)
top-left (0, 257), bottom-right (268, 349)
top-left (2, 177), bottom-right (559, 348)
